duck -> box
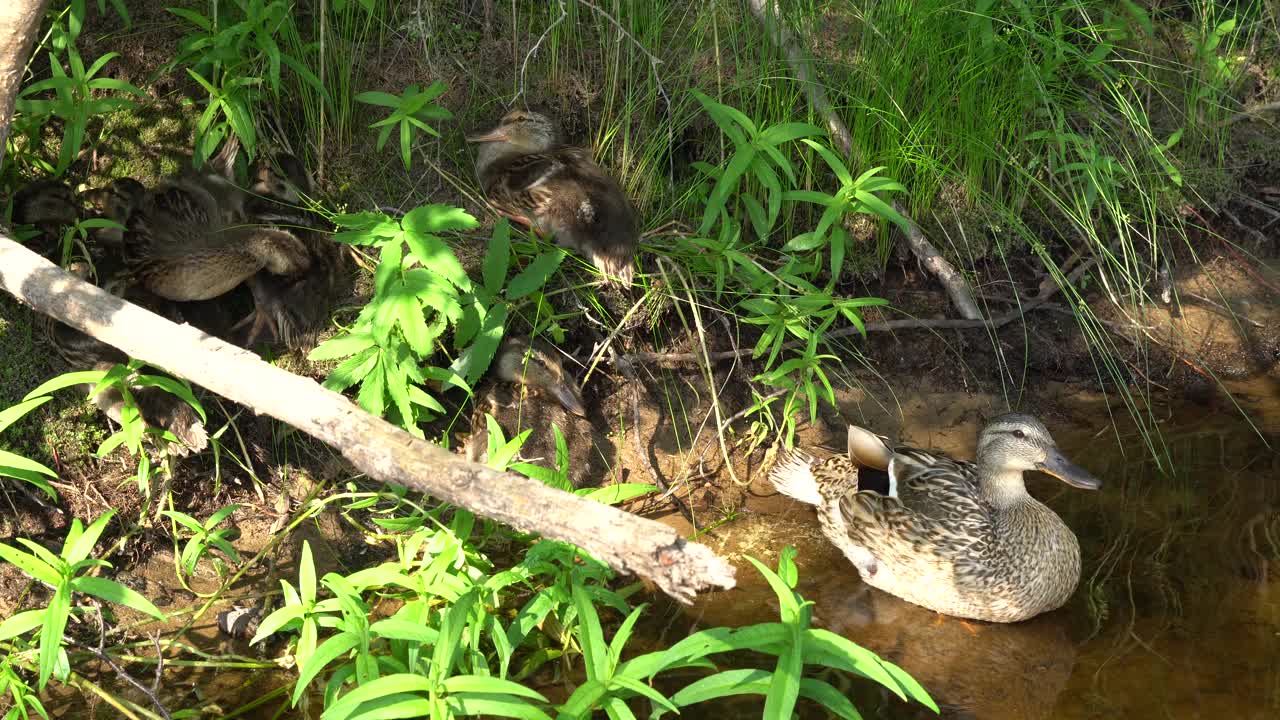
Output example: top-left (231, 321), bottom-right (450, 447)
top-left (768, 413), bottom-right (1101, 623)
top-left (492, 336), bottom-right (586, 417)
top-left (115, 139), bottom-right (313, 311)
top-left (232, 151), bottom-right (347, 350)
top-left (467, 110), bottom-right (639, 285)
top-left (44, 262), bottom-right (209, 456)
top-left (81, 177), bottom-right (146, 247)
top-left (10, 179), bottom-right (79, 242)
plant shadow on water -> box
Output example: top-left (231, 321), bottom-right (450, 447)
top-left (663, 377), bottom-right (1280, 719)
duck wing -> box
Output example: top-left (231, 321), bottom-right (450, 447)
top-left (480, 152), bottom-right (565, 225)
top-left (839, 446), bottom-right (992, 559)
top-left (889, 448), bottom-right (984, 524)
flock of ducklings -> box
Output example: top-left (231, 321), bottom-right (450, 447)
top-left (10, 109), bottom-right (617, 458)
top-left (9, 109), bottom-right (1101, 624)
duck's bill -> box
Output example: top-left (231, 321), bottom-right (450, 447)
top-left (1036, 449), bottom-right (1101, 490)
top-left (550, 384), bottom-right (587, 417)
top-left (465, 128), bottom-right (507, 143)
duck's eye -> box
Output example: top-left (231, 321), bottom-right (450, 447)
top-left (1012, 429), bottom-right (1026, 439)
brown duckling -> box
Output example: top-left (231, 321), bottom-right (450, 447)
top-left (81, 177), bottom-right (145, 246)
top-left (233, 151), bottom-right (347, 350)
top-left (45, 262), bottom-right (208, 456)
top-left (117, 141), bottom-right (312, 308)
top-left (468, 110), bottom-right (639, 285)
top-left (10, 179), bottom-right (79, 246)
top-left (493, 336), bottom-right (586, 417)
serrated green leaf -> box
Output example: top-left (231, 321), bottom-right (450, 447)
top-left (506, 250), bottom-right (565, 299)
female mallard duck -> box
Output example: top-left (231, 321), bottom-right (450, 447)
top-left (115, 140), bottom-right (312, 308)
top-left (769, 413), bottom-right (1101, 623)
top-left (467, 110), bottom-right (639, 285)
top-left (232, 151), bottom-right (347, 350)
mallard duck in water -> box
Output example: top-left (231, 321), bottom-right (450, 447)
top-left (493, 336), bottom-right (586, 417)
top-left (769, 413), bottom-right (1101, 623)
top-left (44, 262), bottom-right (208, 456)
top-left (467, 110), bottom-right (639, 285)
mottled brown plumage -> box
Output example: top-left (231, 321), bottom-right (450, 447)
top-left (116, 140), bottom-right (312, 307)
top-left (770, 414), bottom-right (1101, 623)
top-left (233, 152), bottom-right (347, 350)
top-left (82, 177), bottom-right (145, 246)
top-left (11, 179), bottom-right (79, 239)
top-left (468, 110), bottom-right (639, 285)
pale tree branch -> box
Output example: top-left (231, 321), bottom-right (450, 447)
top-left (0, 241), bottom-right (737, 603)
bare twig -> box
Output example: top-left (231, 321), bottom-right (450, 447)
top-left (743, 0), bottom-right (982, 320)
top-left (1222, 207), bottom-right (1272, 249)
top-left (0, 239), bottom-right (736, 603)
top-left (575, 0), bottom-right (670, 111)
top-left (616, 259), bottom-right (1099, 367)
top-left (516, 0), bottom-right (568, 104)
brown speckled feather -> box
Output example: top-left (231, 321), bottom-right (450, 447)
top-left (480, 146), bottom-right (638, 282)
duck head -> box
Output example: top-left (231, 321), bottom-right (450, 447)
top-left (251, 153), bottom-right (312, 204)
top-left (976, 413), bottom-right (1101, 491)
top-left (494, 337), bottom-right (586, 417)
top-left (83, 178), bottom-right (145, 245)
top-left (467, 110), bottom-right (559, 175)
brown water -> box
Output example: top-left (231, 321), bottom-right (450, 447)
top-left (669, 377), bottom-right (1280, 719)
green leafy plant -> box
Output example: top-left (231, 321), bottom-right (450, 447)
top-left (161, 504), bottom-right (242, 589)
top-left (310, 213), bottom-right (563, 436)
top-left (0, 653), bottom-right (47, 720)
top-left (23, 362), bottom-right (207, 494)
top-left (0, 511), bottom-right (165, 689)
top-left (689, 89), bottom-right (824, 241)
top-left (783, 142), bottom-right (909, 279)
top-left (650, 547), bottom-right (937, 717)
top-left (169, 0), bottom-right (328, 164)
top-left (0, 396), bottom-right (59, 500)
top-left (356, 81), bottom-right (452, 170)
top-left (14, 48), bottom-right (145, 174)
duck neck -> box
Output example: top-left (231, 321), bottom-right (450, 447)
top-left (474, 142), bottom-right (523, 182)
top-left (977, 465), bottom-right (1031, 509)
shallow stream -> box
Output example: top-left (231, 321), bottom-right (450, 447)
top-left (666, 376), bottom-right (1280, 718)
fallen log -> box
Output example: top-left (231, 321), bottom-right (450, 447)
top-left (0, 239), bottom-right (737, 603)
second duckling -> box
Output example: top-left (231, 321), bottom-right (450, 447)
top-left (468, 110), bottom-right (639, 286)
top-left (493, 336), bottom-right (586, 417)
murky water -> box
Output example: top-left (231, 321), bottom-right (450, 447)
top-left (673, 377), bottom-right (1280, 719)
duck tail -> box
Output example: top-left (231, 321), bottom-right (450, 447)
top-left (768, 449), bottom-right (825, 506)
